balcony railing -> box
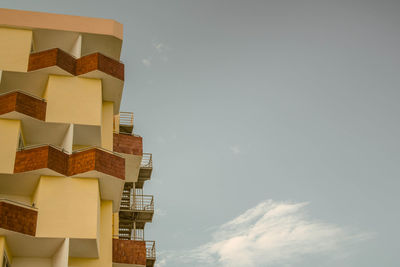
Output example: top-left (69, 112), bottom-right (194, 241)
top-left (121, 195), bottom-right (154, 211)
top-left (115, 112), bottom-right (134, 134)
top-left (146, 241), bottom-right (156, 259)
top-left (119, 112), bottom-right (134, 126)
top-left (117, 227), bottom-right (144, 241)
top-left (141, 153), bottom-right (153, 168)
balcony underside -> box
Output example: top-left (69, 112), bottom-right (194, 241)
top-left (119, 210), bottom-right (154, 223)
top-left (136, 168), bottom-right (152, 188)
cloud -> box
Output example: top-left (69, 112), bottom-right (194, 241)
top-left (142, 58), bottom-right (152, 67)
top-left (153, 42), bottom-right (167, 53)
top-left (157, 200), bottom-right (373, 267)
top-left (229, 145), bottom-right (241, 155)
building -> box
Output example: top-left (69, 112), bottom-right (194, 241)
top-left (0, 8), bottom-right (155, 267)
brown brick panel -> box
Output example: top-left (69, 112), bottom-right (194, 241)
top-left (76, 53), bottom-right (98, 76)
top-left (0, 201), bottom-right (37, 236)
top-left (56, 48), bottom-right (76, 74)
top-left (28, 48), bottom-right (58, 72)
top-left (0, 92), bottom-right (17, 115)
top-left (0, 92), bottom-right (46, 120)
top-left (95, 149), bottom-right (125, 179)
top-left (14, 146), bottom-right (49, 173)
top-left (113, 133), bottom-right (143, 156)
top-left (112, 239), bottom-right (146, 265)
top-left (13, 146), bottom-right (125, 179)
top-left (68, 149), bottom-right (97, 176)
top-left (98, 53), bottom-right (124, 80)
top-left (27, 48), bottom-right (124, 81)
top-left (48, 146), bottom-right (69, 175)
top-left (15, 92), bottom-right (47, 120)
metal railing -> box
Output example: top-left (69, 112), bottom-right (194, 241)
top-left (133, 195), bottom-right (154, 211)
top-left (116, 228), bottom-right (144, 240)
top-left (141, 153), bottom-right (153, 168)
top-left (119, 112), bottom-right (134, 127)
top-left (146, 241), bottom-right (156, 259)
top-left (120, 195), bottom-right (154, 212)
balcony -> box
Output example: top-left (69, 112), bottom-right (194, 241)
top-left (112, 237), bottom-right (156, 267)
top-left (112, 238), bottom-right (146, 266)
top-left (114, 111), bottom-right (134, 134)
top-left (113, 133), bottom-right (142, 156)
top-left (1, 48), bottom-right (124, 113)
top-left (136, 153), bottom-right (153, 188)
top-left (28, 48), bottom-right (124, 80)
top-left (14, 145), bottom-right (125, 179)
top-left (146, 241), bottom-right (156, 267)
top-left (0, 199), bottom-right (37, 236)
top-left (0, 90), bottom-right (46, 121)
top-left (117, 227), bottom-right (144, 241)
top-left (119, 194), bottom-right (154, 223)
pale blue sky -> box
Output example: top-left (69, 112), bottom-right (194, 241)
top-left (2, 1), bottom-right (400, 266)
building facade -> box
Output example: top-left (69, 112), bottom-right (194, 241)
top-left (0, 8), bottom-right (155, 267)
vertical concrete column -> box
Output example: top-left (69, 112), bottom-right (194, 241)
top-left (61, 124), bottom-right (74, 154)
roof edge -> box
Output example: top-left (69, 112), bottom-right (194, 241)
top-left (0, 8), bottom-right (123, 40)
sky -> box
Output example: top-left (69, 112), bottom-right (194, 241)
top-left (2, 0), bottom-right (400, 266)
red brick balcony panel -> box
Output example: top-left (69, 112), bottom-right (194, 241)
top-left (47, 146), bottom-right (69, 175)
top-left (14, 146), bottom-right (125, 179)
top-left (0, 92), bottom-right (17, 115)
top-left (98, 53), bottom-right (124, 80)
top-left (76, 53), bottom-right (98, 76)
top-left (95, 149), bottom-right (125, 179)
top-left (0, 92), bottom-right (46, 120)
top-left (112, 239), bottom-right (146, 265)
top-left (56, 48), bottom-right (76, 74)
top-left (27, 49), bottom-right (124, 80)
top-left (68, 149), bottom-right (96, 177)
top-left (14, 146), bottom-right (49, 173)
top-left (113, 133), bottom-right (143, 156)
top-left (28, 48), bottom-right (58, 72)
top-left (0, 201), bottom-right (37, 236)
top-left (15, 92), bottom-right (47, 120)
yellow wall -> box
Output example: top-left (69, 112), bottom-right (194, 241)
top-left (101, 102), bottom-right (114, 151)
top-left (112, 212), bottom-right (119, 238)
top-left (0, 236), bottom-right (13, 266)
top-left (0, 27), bottom-right (32, 72)
top-left (0, 119), bottom-right (21, 174)
top-left (11, 258), bottom-right (51, 267)
top-left (34, 176), bottom-right (100, 239)
top-left (44, 75), bottom-right (102, 125)
top-left (69, 201), bottom-right (113, 267)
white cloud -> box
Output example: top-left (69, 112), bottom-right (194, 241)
top-left (229, 145), bottom-right (241, 155)
top-left (153, 42), bottom-right (167, 53)
top-left (142, 58), bottom-right (152, 67)
top-left (157, 200), bottom-right (373, 267)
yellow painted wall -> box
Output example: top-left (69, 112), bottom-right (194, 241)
top-left (0, 236), bottom-right (13, 266)
top-left (69, 201), bottom-right (113, 267)
top-left (34, 176), bottom-right (100, 239)
top-left (11, 257), bottom-right (51, 267)
top-left (112, 212), bottom-right (119, 238)
top-left (0, 27), bottom-right (32, 72)
top-left (101, 102), bottom-right (114, 151)
top-left (44, 75), bottom-right (102, 125)
top-left (0, 119), bottom-right (21, 174)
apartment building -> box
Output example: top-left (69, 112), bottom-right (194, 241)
top-left (0, 8), bottom-right (155, 267)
